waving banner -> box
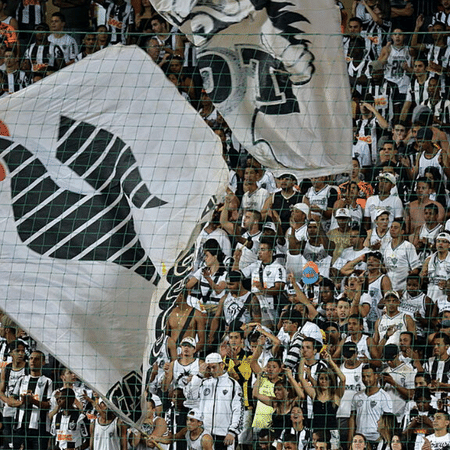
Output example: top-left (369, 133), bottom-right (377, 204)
top-left (150, 0), bottom-right (352, 177)
top-left (0, 45), bottom-right (228, 419)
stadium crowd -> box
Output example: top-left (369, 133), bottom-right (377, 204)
top-left (5, 1), bottom-right (450, 450)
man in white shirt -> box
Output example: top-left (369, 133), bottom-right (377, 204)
top-left (381, 344), bottom-right (415, 423)
top-left (383, 220), bottom-right (421, 291)
top-left (349, 365), bottom-right (394, 446)
top-left (364, 172), bottom-right (404, 230)
top-left (48, 12), bottom-right (78, 65)
top-left (240, 167), bottom-right (270, 213)
top-left (332, 225), bottom-right (369, 282)
top-left (235, 236), bottom-right (286, 330)
top-left (422, 411), bottom-right (450, 450)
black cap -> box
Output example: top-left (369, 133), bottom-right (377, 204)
top-left (35, 22), bottom-right (50, 31)
top-left (342, 341), bottom-right (358, 358)
top-left (228, 271), bottom-right (242, 283)
top-left (278, 173), bottom-right (298, 184)
top-left (416, 127), bottom-right (433, 141)
top-left (383, 344), bottom-right (399, 361)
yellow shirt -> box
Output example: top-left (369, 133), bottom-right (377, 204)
top-left (252, 376), bottom-right (275, 428)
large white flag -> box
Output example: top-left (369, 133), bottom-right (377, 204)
top-left (150, 0), bottom-right (352, 177)
top-left (0, 45), bottom-right (228, 419)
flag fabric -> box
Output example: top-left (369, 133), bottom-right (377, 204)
top-left (0, 45), bottom-right (228, 415)
top-left (150, 0), bottom-right (352, 177)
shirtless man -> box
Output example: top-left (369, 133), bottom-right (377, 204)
top-left (405, 177), bottom-right (444, 234)
top-left (166, 289), bottom-right (207, 360)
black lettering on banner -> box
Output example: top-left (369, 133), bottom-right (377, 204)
top-left (0, 116), bottom-right (165, 282)
top-left (107, 371), bottom-right (142, 423)
top-left (238, 46), bottom-right (300, 115)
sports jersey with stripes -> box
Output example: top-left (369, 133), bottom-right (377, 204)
top-left (104, 0), bottom-right (135, 44)
top-left (384, 45), bottom-right (411, 93)
top-left (0, 70), bottom-right (28, 95)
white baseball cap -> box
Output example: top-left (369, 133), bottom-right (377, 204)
top-left (205, 353), bottom-right (223, 364)
top-left (335, 208), bottom-right (351, 218)
top-left (292, 203), bottom-right (309, 216)
top-left (187, 409), bottom-right (204, 422)
top-left (180, 337), bottom-right (196, 347)
top-left (437, 232), bottom-right (450, 243)
top-left (379, 172), bottom-right (396, 185)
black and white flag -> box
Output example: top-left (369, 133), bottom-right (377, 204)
top-left (0, 45), bottom-right (228, 416)
top-left (150, 0), bottom-right (352, 177)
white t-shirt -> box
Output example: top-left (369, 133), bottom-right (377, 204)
top-left (257, 171), bottom-right (278, 193)
top-left (336, 363), bottom-right (364, 418)
top-left (351, 388), bottom-right (393, 441)
top-left (48, 34), bottom-right (78, 63)
top-left (241, 187), bottom-right (270, 212)
top-left (332, 246), bottom-right (369, 272)
top-left (383, 240), bottom-right (421, 291)
top-left (426, 433), bottom-right (450, 450)
top-left (364, 195), bottom-right (404, 228)
top-left (382, 362), bottom-right (415, 419)
top-left (352, 140), bottom-right (372, 168)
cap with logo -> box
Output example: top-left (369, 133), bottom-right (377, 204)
top-left (335, 208), bottom-right (351, 218)
top-left (263, 222), bottom-right (277, 232)
top-left (342, 341), bottom-right (358, 358)
top-left (437, 232), bottom-right (450, 243)
top-left (180, 337), bottom-right (196, 347)
top-left (384, 290), bottom-right (400, 300)
top-left (187, 409), bottom-right (204, 422)
top-left (379, 172), bottom-right (396, 185)
top-left (205, 352), bottom-right (223, 364)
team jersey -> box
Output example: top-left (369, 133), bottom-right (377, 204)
top-left (406, 77), bottom-right (430, 104)
top-left (426, 252), bottom-right (450, 302)
top-left (51, 410), bottom-right (88, 449)
top-left (186, 429), bottom-right (213, 450)
top-left (172, 359), bottom-right (200, 390)
top-left (14, 374), bottom-right (52, 430)
top-left (24, 42), bottom-right (65, 74)
top-left (384, 45), bottom-right (411, 93)
top-left (0, 70), bottom-right (28, 96)
top-left (355, 116), bottom-right (380, 165)
top-left (382, 362), bottom-right (415, 419)
top-left (2, 365), bottom-right (28, 418)
top-left (92, 418), bottom-right (121, 450)
top-left (399, 291), bottom-right (427, 336)
top-left (336, 363), bottom-right (364, 418)
top-left (16, 0), bottom-right (45, 28)
top-left (304, 185), bottom-right (338, 232)
top-left (47, 34), bottom-right (78, 64)
top-left (364, 195), bottom-right (404, 228)
top-left (241, 260), bottom-right (286, 326)
top-left (377, 311), bottom-right (409, 346)
top-left (222, 291), bottom-right (252, 326)
top-left (351, 388), bottom-right (393, 441)
top-left (104, 0), bottom-right (134, 44)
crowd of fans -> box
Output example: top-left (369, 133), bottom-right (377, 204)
top-left (4, 1), bottom-right (450, 450)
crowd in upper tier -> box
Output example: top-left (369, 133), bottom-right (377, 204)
top-left (3, 1), bottom-right (450, 450)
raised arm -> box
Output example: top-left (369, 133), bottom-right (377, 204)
top-left (252, 372), bottom-right (275, 406)
top-left (298, 359), bottom-right (316, 399)
top-left (284, 366), bottom-right (305, 400)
